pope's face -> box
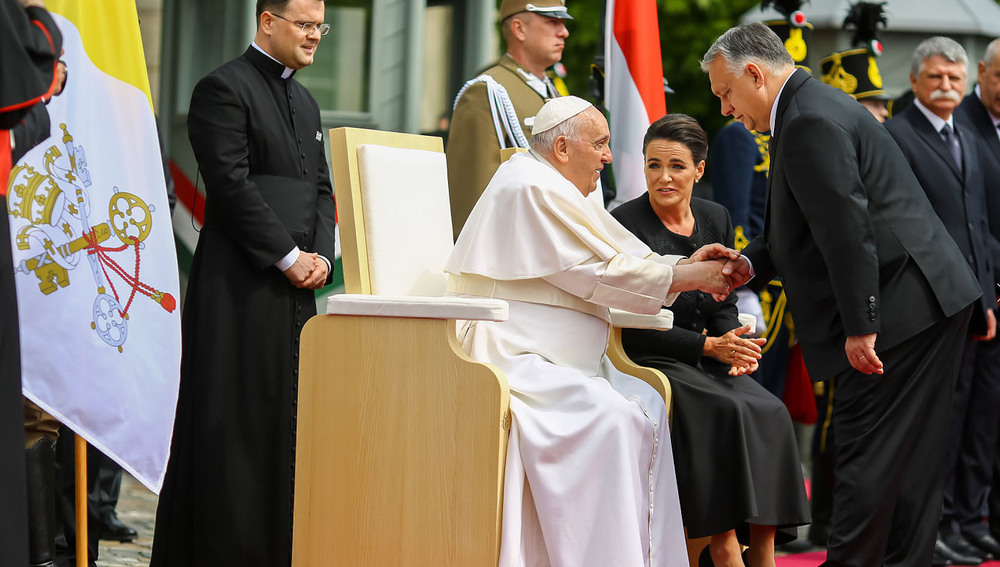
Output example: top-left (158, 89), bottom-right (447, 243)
top-left (708, 56), bottom-right (771, 132)
top-left (265, 0), bottom-right (325, 70)
top-left (565, 108), bottom-right (612, 196)
top-left (911, 54), bottom-right (966, 120)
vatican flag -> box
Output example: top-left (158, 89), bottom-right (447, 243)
top-left (6, 1), bottom-right (181, 493)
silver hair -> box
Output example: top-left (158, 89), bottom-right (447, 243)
top-left (700, 22), bottom-right (795, 76)
top-left (983, 38), bottom-right (1000, 68)
top-left (529, 113), bottom-right (584, 155)
top-left (910, 36), bottom-right (968, 76)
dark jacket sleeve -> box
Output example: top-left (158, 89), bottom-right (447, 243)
top-left (9, 102), bottom-right (49, 162)
top-left (0, 2), bottom-right (62, 128)
top-left (187, 71), bottom-right (299, 270)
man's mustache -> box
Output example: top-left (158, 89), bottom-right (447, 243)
top-left (929, 89), bottom-right (963, 103)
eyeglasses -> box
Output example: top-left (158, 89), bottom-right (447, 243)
top-left (269, 12), bottom-right (330, 36)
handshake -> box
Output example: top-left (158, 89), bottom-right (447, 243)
top-left (671, 243), bottom-right (752, 302)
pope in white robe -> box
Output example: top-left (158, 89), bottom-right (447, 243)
top-left (445, 97), bottom-right (738, 567)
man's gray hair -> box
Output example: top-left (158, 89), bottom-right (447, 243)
top-left (700, 22), bottom-right (795, 75)
top-left (529, 115), bottom-right (584, 155)
top-left (910, 36), bottom-right (968, 76)
top-left (983, 38), bottom-right (1000, 69)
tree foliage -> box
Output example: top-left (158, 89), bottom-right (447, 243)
top-left (559, 0), bottom-right (761, 138)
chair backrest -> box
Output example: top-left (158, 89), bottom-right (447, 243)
top-left (330, 127), bottom-right (453, 296)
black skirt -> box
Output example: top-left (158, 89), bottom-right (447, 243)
top-left (648, 356), bottom-right (811, 541)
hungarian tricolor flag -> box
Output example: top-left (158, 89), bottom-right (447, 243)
top-left (604, 0), bottom-right (667, 209)
top-left (7, 0), bottom-right (181, 492)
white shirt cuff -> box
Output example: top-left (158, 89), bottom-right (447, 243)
top-left (275, 247), bottom-right (300, 272)
top-left (742, 254), bottom-right (756, 280)
top-left (318, 254), bottom-right (331, 277)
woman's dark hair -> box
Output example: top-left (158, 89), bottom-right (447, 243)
top-left (642, 113), bottom-right (709, 163)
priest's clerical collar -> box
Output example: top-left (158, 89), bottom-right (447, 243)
top-left (250, 42), bottom-right (295, 79)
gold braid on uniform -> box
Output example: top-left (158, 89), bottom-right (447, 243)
top-left (758, 281), bottom-right (790, 355)
top-left (753, 131), bottom-right (771, 174)
top-left (734, 226), bottom-right (749, 251)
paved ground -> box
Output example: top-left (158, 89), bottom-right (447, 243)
top-left (89, 470), bottom-right (812, 566)
top-left (94, 474), bottom-right (155, 566)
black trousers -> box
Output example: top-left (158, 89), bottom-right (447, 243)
top-left (823, 305), bottom-right (972, 567)
top-left (941, 336), bottom-right (1000, 537)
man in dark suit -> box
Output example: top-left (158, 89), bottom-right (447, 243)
top-left (957, 36), bottom-right (1000, 557)
top-left (150, 1), bottom-right (336, 566)
top-left (886, 36), bottom-right (1000, 566)
top-left (702, 22), bottom-right (981, 567)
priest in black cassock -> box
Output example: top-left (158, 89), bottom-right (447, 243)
top-left (150, 1), bottom-right (336, 565)
top-left (1, 1), bottom-right (62, 565)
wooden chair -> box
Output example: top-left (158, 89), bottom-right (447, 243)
top-left (291, 127), bottom-right (676, 566)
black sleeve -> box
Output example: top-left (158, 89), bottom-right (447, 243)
top-left (10, 103), bottom-right (49, 162)
top-left (187, 72), bottom-right (298, 270)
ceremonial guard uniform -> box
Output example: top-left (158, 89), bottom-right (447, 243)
top-left (447, 54), bottom-right (559, 237)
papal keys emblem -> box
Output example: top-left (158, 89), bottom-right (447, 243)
top-left (6, 124), bottom-right (175, 352)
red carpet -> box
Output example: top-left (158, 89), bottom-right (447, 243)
top-left (776, 552), bottom-right (1000, 566)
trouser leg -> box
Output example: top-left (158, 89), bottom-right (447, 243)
top-left (955, 338), bottom-right (1000, 538)
top-left (824, 307), bottom-right (970, 567)
top-left (24, 398), bottom-right (60, 567)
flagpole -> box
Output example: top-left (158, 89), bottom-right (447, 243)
top-left (75, 434), bottom-right (87, 567)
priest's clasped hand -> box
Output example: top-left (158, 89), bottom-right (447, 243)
top-left (283, 251), bottom-right (328, 290)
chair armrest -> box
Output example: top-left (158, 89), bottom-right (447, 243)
top-left (326, 294), bottom-right (508, 322)
top-left (609, 308), bottom-right (674, 330)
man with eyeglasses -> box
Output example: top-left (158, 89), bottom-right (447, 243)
top-left (446, 0), bottom-right (571, 239)
top-left (150, 1), bottom-right (336, 566)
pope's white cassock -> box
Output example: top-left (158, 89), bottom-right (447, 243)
top-left (445, 149), bottom-right (688, 567)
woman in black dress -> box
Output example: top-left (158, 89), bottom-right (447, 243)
top-left (611, 114), bottom-right (810, 567)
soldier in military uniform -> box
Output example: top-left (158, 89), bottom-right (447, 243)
top-left (446, 0), bottom-right (570, 238)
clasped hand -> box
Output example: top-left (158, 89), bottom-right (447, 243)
top-left (704, 324), bottom-right (766, 376)
top-left (679, 244), bottom-right (752, 301)
top-left (283, 251), bottom-right (328, 290)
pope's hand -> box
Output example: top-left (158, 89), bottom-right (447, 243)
top-left (687, 243), bottom-right (742, 263)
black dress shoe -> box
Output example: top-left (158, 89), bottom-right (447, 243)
top-left (933, 540), bottom-right (956, 567)
top-left (99, 511), bottom-right (137, 542)
top-left (940, 533), bottom-right (986, 565)
top-left (965, 533), bottom-right (1000, 559)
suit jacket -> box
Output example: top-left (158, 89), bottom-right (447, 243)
top-left (885, 105), bottom-right (995, 333)
top-left (447, 55), bottom-right (555, 238)
top-left (743, 70), bottom-right (981, 376)
top-left (957, 93), bottom-right (1000, 289)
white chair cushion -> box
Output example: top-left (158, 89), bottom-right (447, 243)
top-left (357, 144), bottom-right (454, 297)
top-left (326, 294), bottom-right (508, 321)
top-left (609, 308), bottom-right (674, 330)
